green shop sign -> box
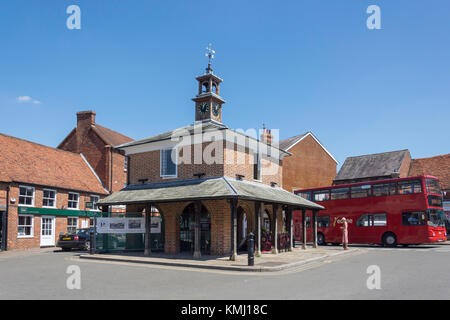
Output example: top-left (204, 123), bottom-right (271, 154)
top-left (18, 206), bottom-right (102, 217)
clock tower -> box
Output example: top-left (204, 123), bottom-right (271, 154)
top-left (193, 44), bottom-right (226, 123)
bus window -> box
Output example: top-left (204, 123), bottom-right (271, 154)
top-left (398, 180), bottom-right (422, 194)
top-left (427, 209), bottom-right (445, 227)
top-left (313, 190), bottom-right (330, 202)
top-left (317, 216), bottom-right (330, 228)
top-left (298, 192), bottom-right (312, 200)
top-left (425, 178), bottom-right (441, 195)
top-left (357, 214), bottom-right (371, 227)
top-left (373, 183), bottom-right (396, 197)
top-left (351, 185), bottom-right (371, 198)
top-left (373, 213), bottom-right (387, 226)
top-left (402, 211), bottom-right (426, 226)
top-left (330, 188), bottom-right (349, 200)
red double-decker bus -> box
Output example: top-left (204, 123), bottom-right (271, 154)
top-left (293, 175), bottom-right (446, 246)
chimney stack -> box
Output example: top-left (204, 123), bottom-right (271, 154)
top-left (260, 128), bottom-right (273, 145)
top-left (76, 111), bottom-right (96, 151)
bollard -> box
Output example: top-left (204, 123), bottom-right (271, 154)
top-left (90, 230), bottom-right (95, 255)
top-left (247, 232), bottom-right (255, 266)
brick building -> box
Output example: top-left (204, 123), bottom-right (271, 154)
top-left (0, 133), bottom-right (108, 251)
top-left (98, 60), bottom-right (323, 259)
top-left (58, 111), bottom-right (134, 194)
top-left (278, 132), bottom-right (337, 192)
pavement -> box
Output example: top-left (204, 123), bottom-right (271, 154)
top-left (1, 243), bottom-right (449, 299)
top-left (79, 245), bottom-right (358, 272)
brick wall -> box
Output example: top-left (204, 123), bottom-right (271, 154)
top-left (282, 134), bottom-right (337, 192)
top-left (4, 184), bottom-right (101, 250)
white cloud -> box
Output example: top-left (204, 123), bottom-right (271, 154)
top-left (16, 96), bottom-right (41, 104)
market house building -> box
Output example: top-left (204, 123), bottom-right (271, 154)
top-left (98, 58), bottom-right (324, 259)
top-left (0, 133), bottom-right (108, 251)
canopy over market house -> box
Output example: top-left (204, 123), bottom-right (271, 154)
top-left (98, 59), bottom-right (324, 259)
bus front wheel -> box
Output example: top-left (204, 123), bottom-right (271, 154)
top-left (382, 232), bottom-right (397, 247)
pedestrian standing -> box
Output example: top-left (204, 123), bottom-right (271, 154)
top-left (341, 217), bottom-right (348, 250)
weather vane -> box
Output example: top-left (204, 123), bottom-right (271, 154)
top-left (205, 43), bottom-right (215, 74)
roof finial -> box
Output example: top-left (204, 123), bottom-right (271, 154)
top-left (205, 43), bottom-right (215, 74)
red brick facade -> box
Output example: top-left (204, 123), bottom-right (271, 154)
top-left (1, 183), bottom-right (100, 250)
top-left (281, 134), bottom-right (337, 192)
top-left (58, 111), bottom-right (133, 193)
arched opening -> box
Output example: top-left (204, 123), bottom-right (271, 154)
top-left (202, 82), bottom-right (210, 93)
top-left (237, 207), bottom-right (248, 252)
top-left (261, 209), bottom-right (273, 252)
top-left (180, 203), bottom-right (211, 254)
top-left (212, 82), bottom-right (217, 94)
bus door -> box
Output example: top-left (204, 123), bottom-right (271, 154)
top-left (355, 213), bottom-right (388, 244)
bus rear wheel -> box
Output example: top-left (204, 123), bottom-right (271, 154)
top-left (317, 233), bottom-right (326, 246)
top-left (382, 232), bottom-right (397, 247)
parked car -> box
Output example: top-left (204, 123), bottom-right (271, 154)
top-left (57, 228), bottom-right (94, 251)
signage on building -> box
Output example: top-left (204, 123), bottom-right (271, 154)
top-left (18, 206), bottom-right (101, 217)
top-left (96, 217), bottom-right (145, 234)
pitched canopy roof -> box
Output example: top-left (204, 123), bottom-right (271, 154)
top-left (98, 176), bottom-right (324, 210)
top-left (0, 133), bottom-right (108, 194)
top-left (409, 154), bottom-right (450, 190)
top-left (335, 149), bottom-right (410, 181)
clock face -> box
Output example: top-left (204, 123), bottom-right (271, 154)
top-left (212, 103), bottom-right (220, 117)
top-left (198, 102), bottom-right (209, 115)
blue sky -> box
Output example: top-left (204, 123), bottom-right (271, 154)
top-left (0, 0), bottom-right (449, 168)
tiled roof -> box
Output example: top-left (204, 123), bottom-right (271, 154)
top-left (335, 149), bottom-right (409, 181)
top-left (99, 176), bottom-right (324, 210)
top-left (409, 154), bottom-right (450, 190)
top-left (92, 124), bottom-right (133, 147)
top-left (0, 133), bottom-right (108, 194)
top-left (279, 133), bottom-right (308, 151)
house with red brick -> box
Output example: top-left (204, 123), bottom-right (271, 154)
top-left (97, 60), bottom-right (323, 259)
top-left (0, 133), bottom-right (108, 251)
top-left (278, 132), bottom-right (337, 192)
top-left (58, 111), bottom-right (134, 194)
top-left (408, 154), bottom-right (450, 201)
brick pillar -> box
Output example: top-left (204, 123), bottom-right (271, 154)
top-left (193, 201), bottom-right (201, 258)
top-left (230, 199), bottom-right (238, 261)
top-left (272, 203), bottom-right (278, 254)
top-left (144, 203), bottom-right (152, 256)
top-left (254, 201), bottom-right (261, 256)
top-left (287, 206), bottom-right (293, 251)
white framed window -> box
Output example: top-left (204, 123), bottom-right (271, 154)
top-left (160, 148), bottom-right (177, 178)
top-left (68, 192), bottom-right (79, 209)
top-left (18, 214), bottom-right (34, 238)
top-left (42, 189), bottom-right (57, 208)
top-left (90, 195), bottom-right (100, 211)
top-left (124, 156), bottom-right (128, 172)
top-left (19, 186), bottom-right (34, 206)
top-left (67, 217), bottom-right (78, 234)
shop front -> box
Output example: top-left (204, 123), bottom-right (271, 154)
top-left (14, 206), bottom-right (101, 249)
